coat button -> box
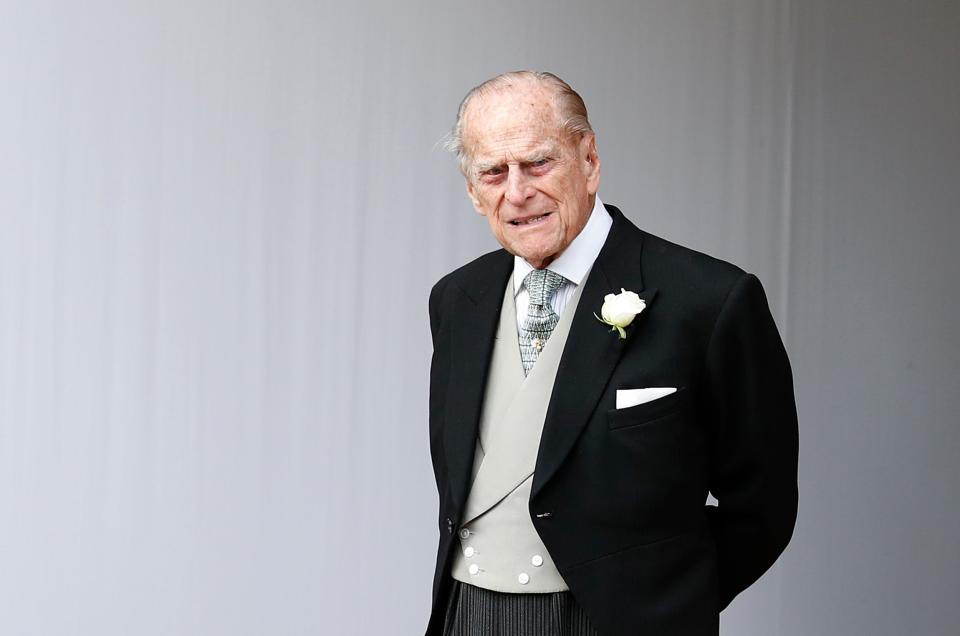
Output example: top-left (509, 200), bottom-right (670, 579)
top-left (446, 518), bottom-right (454, 534)
top-left (518, 573), bottom-right (530, 585)
top-left (531, 555), bottom-right (544, 567)
top-left (464, 546), bottom-right (475, 558)
top-left (459, 528), bottom-right (471, 539)
top-left (468, 564), bottom-right (480, 576)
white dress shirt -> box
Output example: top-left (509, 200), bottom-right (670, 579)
top-left (513, 196), bottom-right (612, 329)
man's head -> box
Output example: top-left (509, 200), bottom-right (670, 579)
top-left (445, 71), bottom-right (600, 270)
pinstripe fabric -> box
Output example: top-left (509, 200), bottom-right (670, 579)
top-left (443, 580), bottom-right (599, 636)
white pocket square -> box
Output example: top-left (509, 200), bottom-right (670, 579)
top-left (616, 387), bottom-right (677, 409)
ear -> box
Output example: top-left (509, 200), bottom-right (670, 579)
top-left (465, 177), bottom-right (485, 215)
top-left (580, 134), bottom-right (601, 195)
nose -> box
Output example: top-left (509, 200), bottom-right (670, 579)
top-left (504, 167), bottom-right (534, 206)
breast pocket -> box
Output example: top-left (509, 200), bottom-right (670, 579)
top-left (606, 386), bottom-right (691, 431)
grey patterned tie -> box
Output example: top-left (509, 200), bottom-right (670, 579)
top-left (518, 268), bottom-right (566, 375)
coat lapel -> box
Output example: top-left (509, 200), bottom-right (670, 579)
top-left (532, 206), bottom-right (654, 499)
top-left (443, 251), bottom-right (513, 515)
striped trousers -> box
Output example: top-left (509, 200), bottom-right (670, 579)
top-left (443, 580), bottom-right (600, 636)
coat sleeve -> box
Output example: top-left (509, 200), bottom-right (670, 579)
top-left (427, 279), bottom-right (450, 501)
top-left (702, 273), bottom-right (799, 610)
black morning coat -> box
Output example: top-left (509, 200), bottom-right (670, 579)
top-left (426, 204), bottom-right (799, 635)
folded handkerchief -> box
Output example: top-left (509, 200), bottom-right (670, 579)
top-left (616, 387), bottom-right (677, 409)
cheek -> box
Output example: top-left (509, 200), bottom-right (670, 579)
top-left (486, 214), bottom-right (507, 239)
top-left (477, 192), bottom-right (502, 217)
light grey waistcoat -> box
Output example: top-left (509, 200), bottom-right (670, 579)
top-left (451, 273), bottom-right (586, 593)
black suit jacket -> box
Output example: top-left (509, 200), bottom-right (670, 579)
top-left (426, 205), bottom-right (798, 635)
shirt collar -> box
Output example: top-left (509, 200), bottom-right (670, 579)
top-left (513, 195), bottom-right (612, 296)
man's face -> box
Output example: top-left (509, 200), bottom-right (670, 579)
top-left (461, 84), bottom-right (600, 269)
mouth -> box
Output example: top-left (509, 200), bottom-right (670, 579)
top-left (508, 212), bottom-right (553, 227)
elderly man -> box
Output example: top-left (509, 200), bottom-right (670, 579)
top-left (426, 71), bottom-right (798, 636)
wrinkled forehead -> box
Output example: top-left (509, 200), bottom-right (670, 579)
top-left (461, 85), bottom-right (567, 162)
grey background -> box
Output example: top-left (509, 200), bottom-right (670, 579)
top-left (1, 0), bottom-right (957, 634)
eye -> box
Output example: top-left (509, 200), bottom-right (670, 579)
top-left (528, 157), bottom-right (552, 174)
top-left (485, 166), bottom-right (504, 176)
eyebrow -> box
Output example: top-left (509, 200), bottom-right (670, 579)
top-left (472, 143), bottom-right (561, 174)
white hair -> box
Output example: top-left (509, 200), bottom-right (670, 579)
top-left (441, 71), bottom-right (594, 175)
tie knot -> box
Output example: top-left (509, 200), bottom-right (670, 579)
top-left (524, 268), bottom-right (565, 307)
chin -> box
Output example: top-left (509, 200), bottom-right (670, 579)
top-left (527, 243), bottom-right (563, 264)
top-left (519, 250), bottom-right (558, 268)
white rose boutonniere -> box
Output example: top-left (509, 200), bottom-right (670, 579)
top-left (595, 288), bottom-right (646, 339)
